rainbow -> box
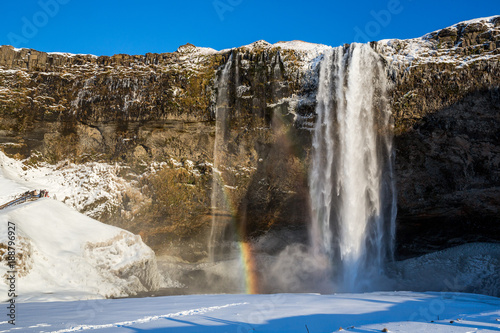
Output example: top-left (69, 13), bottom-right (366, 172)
top-left (211, 168), bottom-right (260, 294)
top-left (212, 106), bottom-right (309, 295)
top-left (239, 241), bottom-right (259, 294)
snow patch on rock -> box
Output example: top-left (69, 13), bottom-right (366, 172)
top-left (377, 15), bottom-right (500, 69)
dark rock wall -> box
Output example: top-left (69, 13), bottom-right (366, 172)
top-left (387, 17), bottom-right (500, 257)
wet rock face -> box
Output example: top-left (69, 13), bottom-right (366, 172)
top-left (0, 17), bottom-right (499, 259)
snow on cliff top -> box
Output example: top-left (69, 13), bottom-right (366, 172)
top-left (378, 15), bottom-right (500, 68)
top-left (176, 43), bottom-right (217, 56)
top-left (47, 51), bottom-right (99, 58)
top-left (232, 39), bottom-right (330, 60)
top-left (5, 46), bottom-right (98, 58)
top-left (224, 39), bottom-right (330, 75)
top-left (5, 15), bottom-right (499, 66)
top-left (422, 15), bottom-right (500, 39)
top-left (274, 40), bottom-right (331, 62)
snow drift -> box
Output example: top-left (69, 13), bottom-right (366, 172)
top-left (0, 199), bottom-right (169, 302)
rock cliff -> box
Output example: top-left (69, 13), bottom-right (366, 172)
top-left (0, 16), bottom-right (499, 261)
top-left (379, 16), bottom-right (500, 257)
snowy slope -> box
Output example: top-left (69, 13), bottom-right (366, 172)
top-left (0, 198), bottom-right (172, 302)
top-left (2, 292), bottom-right (499, 332)
top-left (0, 151), bottom-right (202, 221)
top-left (0, 151), bottom-right (131, 219)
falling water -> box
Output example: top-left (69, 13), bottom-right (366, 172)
top-left (209, 54), bottom-right (234, 262)
top-left (309, 44), bottom-right (396, 292)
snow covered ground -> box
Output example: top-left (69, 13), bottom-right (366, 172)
top-left (1, 292), bottom-right (499, 332)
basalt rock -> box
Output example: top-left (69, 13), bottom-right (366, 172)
top-left (0, 17), bottom-right (499, 260)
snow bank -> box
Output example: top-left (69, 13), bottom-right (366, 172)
top-left (0, 199), bottom-right (169, 302)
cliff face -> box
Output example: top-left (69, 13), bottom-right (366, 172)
top-left (0, 17), bottom-right (499, 260)
top-left (379, 16), bottom-right (500, 257)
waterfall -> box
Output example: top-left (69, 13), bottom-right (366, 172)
top-left (309, 44), bottom-right (396, 292)
top-left (209, 53), bottom-right (234, 262)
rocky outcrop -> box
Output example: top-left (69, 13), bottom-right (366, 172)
top-left (0, 44), bottom-right (224, 163)
top-left (0, 17), bottom-right (499, 260)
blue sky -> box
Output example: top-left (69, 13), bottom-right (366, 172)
top-left (1, 0), bottom-right (498, 55)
